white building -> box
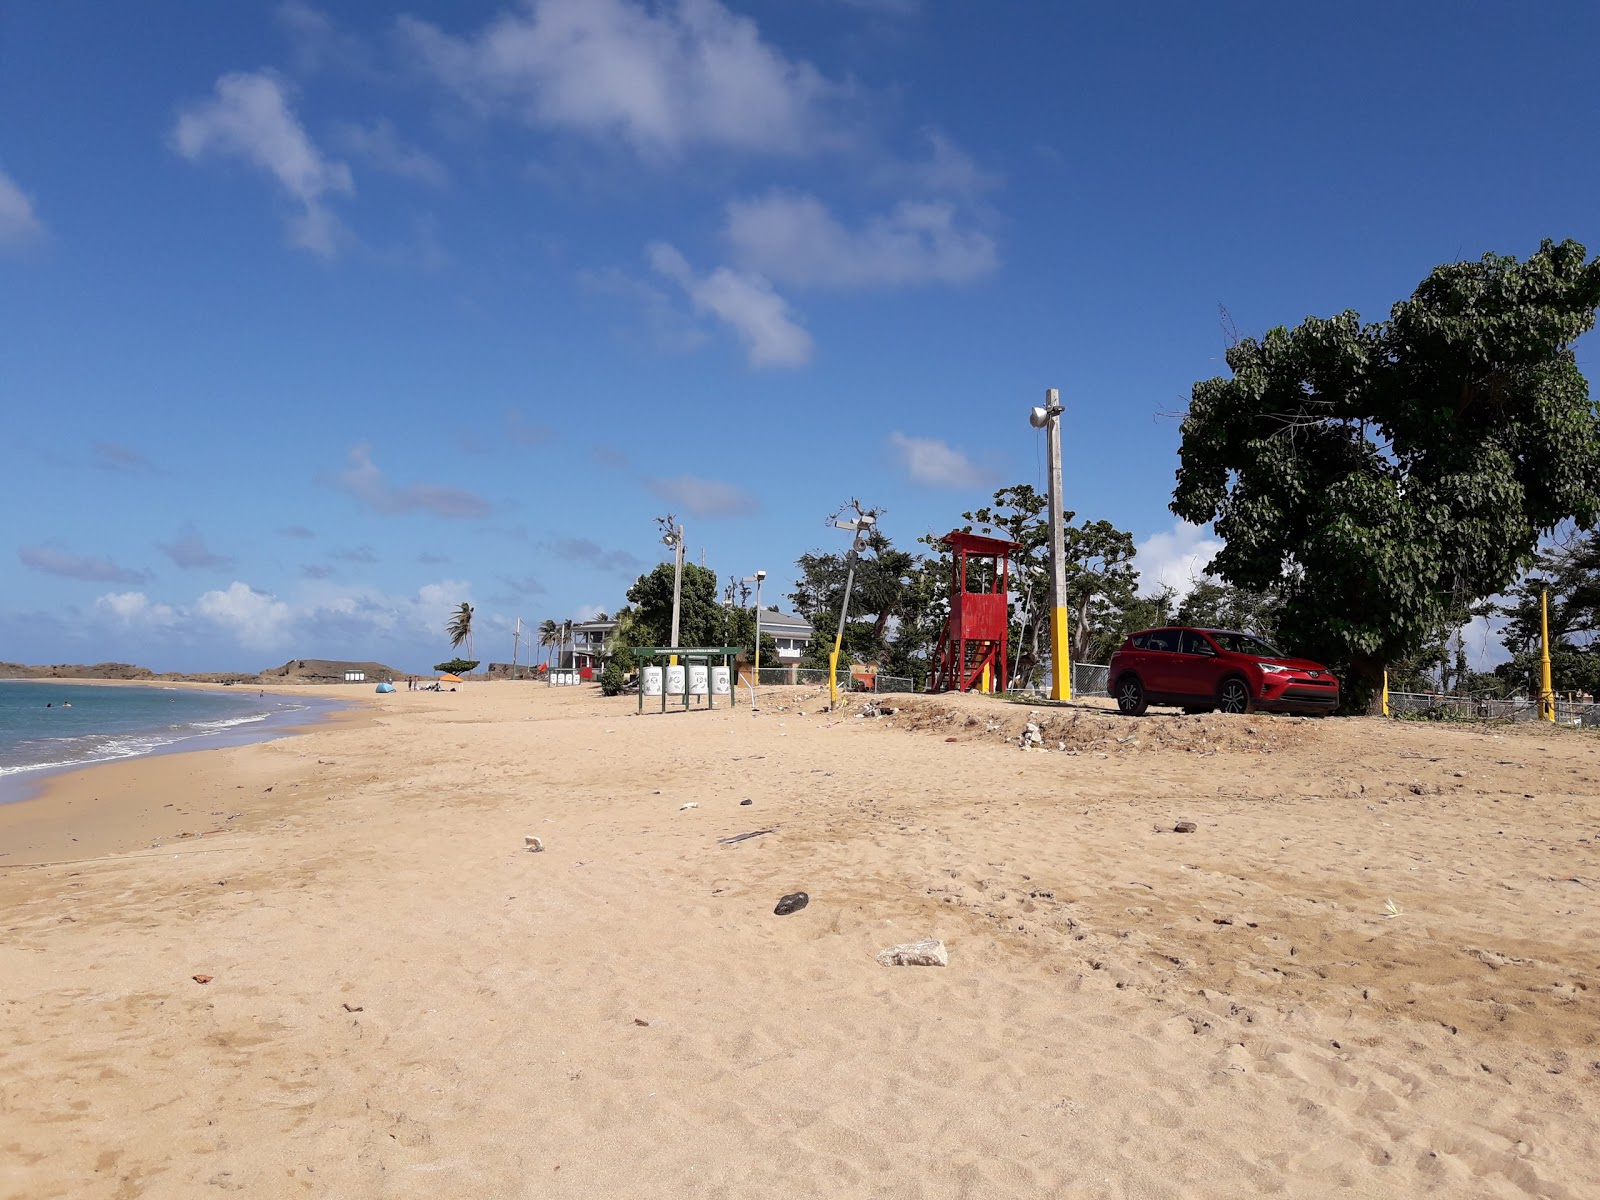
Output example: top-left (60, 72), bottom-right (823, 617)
top-left (757, 611), bottom-right (814, 662)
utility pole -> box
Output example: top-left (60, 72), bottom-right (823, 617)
top-left (739, 570), bottom-right (767, 685)
top-left (1029, 388), bottom-right (1070, 700)
top-left (1539, 587), bottom-right (1555, 722)
top-left (512, 617), bottom-right (521, 680)
top-left (829, 508), bottom-right (876, 709)
top-left (658, 515), bottom-right (685, 663)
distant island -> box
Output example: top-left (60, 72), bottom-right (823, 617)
top-left (0, 658), bottom-right (409, 685)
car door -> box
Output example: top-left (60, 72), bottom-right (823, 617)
top-left (1138, 628), bottom-right (1181, 696)
top-left (1177, 630), bottom-right (1224, 700)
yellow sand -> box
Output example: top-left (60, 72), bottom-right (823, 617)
top-left (2, 682), bottom-right (1598, 1198)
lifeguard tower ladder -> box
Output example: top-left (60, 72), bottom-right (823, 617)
top-left (928, 530), bottom-right (1023, 693)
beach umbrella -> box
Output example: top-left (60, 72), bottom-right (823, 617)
top-left (438, 673), bottom-right (463, 684)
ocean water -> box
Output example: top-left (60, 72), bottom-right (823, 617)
top-left (0, 681), bottom-right (343, 802)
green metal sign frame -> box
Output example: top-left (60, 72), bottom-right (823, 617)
top-left (632, 646), bottom-right (742, 713)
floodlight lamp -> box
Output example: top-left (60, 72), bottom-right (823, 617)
top-left (756, 569), bottom-right (767, 581)
top-left (1029, 406), bottom-right (1049, 429)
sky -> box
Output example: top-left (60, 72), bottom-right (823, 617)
top-left (3, 1), bottom-right (1598, 673)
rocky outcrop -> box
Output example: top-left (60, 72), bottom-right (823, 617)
top-left (260, 659), bottom-right (404, 683)
top-left (1, 662), bottom-right (158, 680)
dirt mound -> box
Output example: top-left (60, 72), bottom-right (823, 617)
top-left (854, 693), bottom-right (1309, 756)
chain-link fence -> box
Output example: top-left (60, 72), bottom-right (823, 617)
top-left (1006, 663), bottom-right (1110, 698)
top-left (1387, 691), bottom-right (1600, 727)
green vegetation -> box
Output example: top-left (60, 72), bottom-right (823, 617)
top-left (433, 658), bottom-right (480, 675)
top-left (1172, 239), bottom-right (1600, 711)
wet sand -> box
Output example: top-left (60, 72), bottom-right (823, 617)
top-left (2, 681), bottom-right (1597, 1198)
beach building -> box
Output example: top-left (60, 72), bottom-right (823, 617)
top-left (561, 619), bottom-right (617, 675)
top-left (759, 611), bottom-right (815, 662)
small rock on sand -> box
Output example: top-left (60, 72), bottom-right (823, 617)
top-left (1174, 821), bottom-right (1197, 833)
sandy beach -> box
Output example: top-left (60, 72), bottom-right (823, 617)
top-left (2, 682), bottom-right (1598, 1198)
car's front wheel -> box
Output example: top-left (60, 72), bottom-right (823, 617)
top-left (1217, 678), bottom-right (1253, 715)
top-left (1115, 674), bottom-right (1148, 716)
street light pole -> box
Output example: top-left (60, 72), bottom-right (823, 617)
top-left (829, 513), bottom-right (875, 709)
top-left (659, 516), bottom-right (685, 665)
top-left (738, 570), bottom-right (768, 685)
top-left (754, 571), bottom-right (765, 676)
top-left (1030, 388), bottom-right (1070, 701)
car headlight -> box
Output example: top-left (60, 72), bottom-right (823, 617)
top-left (1258, 664), bottom-right (1291, 675)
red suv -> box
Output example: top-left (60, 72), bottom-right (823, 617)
top-left (1107, 627), bottom-right (1340, 716)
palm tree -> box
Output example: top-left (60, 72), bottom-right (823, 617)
top-left (446, 602), bottom-right (475, 662)
top-left (537, 618), bottom-right (560, 667)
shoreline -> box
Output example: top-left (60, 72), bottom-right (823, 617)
top-left (0, 683), bottom-right (376, 862)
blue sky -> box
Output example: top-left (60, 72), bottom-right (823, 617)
top-left (3, 1), bottom-right (1596, 673)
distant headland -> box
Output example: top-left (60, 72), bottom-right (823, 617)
top-left (0, 659), bottom-right (409, 685)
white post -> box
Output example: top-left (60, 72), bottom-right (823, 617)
top-left (753, 574), bottom-right (764, 683)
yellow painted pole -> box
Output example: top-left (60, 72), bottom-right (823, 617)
top-left (1050, 608), bottom-right (1071, 701)
top-left (1539, 587), bottom-right (1556, 722)
top-left (1381, 670), bottom-right (1389, 716)
top-left (980, 662), bottom-right (991, 695)
top-left (1041, 389), bottom-right (1072, 702)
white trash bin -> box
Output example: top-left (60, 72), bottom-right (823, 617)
top-left (642, 666), bottom-right (663, 696)
top-left (665, 665), bottom-right (686, 696)
top-left (688, 665), bottom-right (709, 696)
top-left (711, 665), bottom-right (731, 695)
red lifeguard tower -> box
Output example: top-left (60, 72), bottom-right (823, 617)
top-left (928, 530), bottom-right (1023, 693)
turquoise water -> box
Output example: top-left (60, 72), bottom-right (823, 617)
top-left (0, 681), bottom-right (343, 802)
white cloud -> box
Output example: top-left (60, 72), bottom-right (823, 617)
top-left (159, 527), bottom-right (234, 570)
top-left (1135, 521), bottom-right (1224, 599)
top-left (95, 592), bottom-right (179, 628)
top-left (648, 242), bottom-right (811, 367)
top-left (878, 129), bottom-right (1002, 200)
top-left (399, 0), bottom-right (845, 157)
top-left (724, 191), bottom-right (996, 288)
top-left (0, 167), bottom-right (46, 248)
top-left (330, 443), bottom-right (492, 518)
top-left (194, 582), bottom-right (295, 650)
top-left (886, 432), bottom-right (993, 489)
top-left (645, 473), bottom-right (759, 517)
top-left (277, 1), bottom-right (374, 75)
top-left (331, 119), bottom-right (447, 186)
top-left (19, 544), bottom-right (150, 585)
top-left (82, 577), bottom-right (478, 662)
top-left (579, 265), bottom-right (710, 355)
top-left (172, 71), bottom-right (353, 257)
top-left (93, 442), bottom-right (157, 473)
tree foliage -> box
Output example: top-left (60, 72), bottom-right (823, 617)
top-left (790, 524), bottom-right (916, 666)
top-left (1495, 530), bottom-right (1600, 698)
top-left (433, 658), bottom-right (480, 675)
top-left (1172, 239), bottom-right (1600, 709)
top-left (625, 562), bottom-right (724, 648)
top-left (446, 602), bottom-right (475, 657)
top-left (1174, 574), bottom-right (1284, 643)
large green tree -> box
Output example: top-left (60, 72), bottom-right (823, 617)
top-left (625, 562), bottom-right (724, 648)
top-left (1172, 240), bottom-right (1600, 710)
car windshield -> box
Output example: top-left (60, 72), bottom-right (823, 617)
top-left (1209, 631), bottom-right (1285, 659)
